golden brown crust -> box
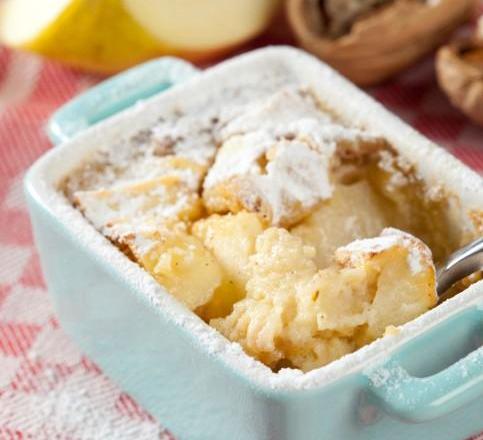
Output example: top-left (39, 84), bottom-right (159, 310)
top-left (203, 176), bottom-right (318, 228)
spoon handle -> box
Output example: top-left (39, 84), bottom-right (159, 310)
top-left (437, 237), bottom-right (483, 296)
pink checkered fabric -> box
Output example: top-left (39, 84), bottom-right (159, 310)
top-left (0, 37), bottom-right (482, 440)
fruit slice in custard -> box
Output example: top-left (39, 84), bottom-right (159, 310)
top-left (212, 227), bottom-right (437, 372)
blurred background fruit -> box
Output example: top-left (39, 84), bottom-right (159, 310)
top-left (0, 0), bottom-right (281, 73)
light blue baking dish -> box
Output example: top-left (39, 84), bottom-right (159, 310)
top-left (25, 47), bottom-right (483, 440)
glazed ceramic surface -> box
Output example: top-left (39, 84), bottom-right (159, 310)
top-left (25, 47), bottom-right (483, 440)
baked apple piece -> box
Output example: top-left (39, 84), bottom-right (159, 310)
top-left (192, 212), bottom-right (266, 320)
top-left (319, 228), bottom-right (437, 343)
top-left (292, 180), bottom-right (390, 268)
top-left (124, 224), bottom-right (222, 311)
top-left (212, 227), bottom-right (436, 372)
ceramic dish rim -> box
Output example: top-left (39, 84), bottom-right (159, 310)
top-left (24, 46), bottom-right (483, 393)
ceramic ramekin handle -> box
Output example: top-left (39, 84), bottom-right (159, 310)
top-left (366, 306), bottom-right (483, 423)
top-left (47, 57), bottom-right (200, 144)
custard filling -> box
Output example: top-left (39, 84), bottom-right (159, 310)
top-left (65, 86), bottom-right (476, 372)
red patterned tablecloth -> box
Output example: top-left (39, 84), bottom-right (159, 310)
top-left (0, 37), bottom-right (482, 440)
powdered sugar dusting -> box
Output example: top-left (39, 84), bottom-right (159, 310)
top-left (218, 86), bottom-right (331, 139)
top-left (377, 149), bottom-right (412, 191)
top-left (337, 227), bottom-right (434, 275)
top-left (252, 140), bottom-right (333, 221)
top-left (63, 70), bottom-right (296, 196)
top-left (407, 245), bottom-right (423, 274)
top-left (204, 87), bottom-right (385, 225)
top-left (366, 363), bottom-right (414, 409)
top-left (382, 228), bottom-right (434, 275)
top-left (73, 176), bottom-right (200, 241)
top-left (130, 232), bottom-right (158, 256)
top-left (203, 131), bottom-right (271, 189)
top-left (337, 232), bottom-right (400, 256)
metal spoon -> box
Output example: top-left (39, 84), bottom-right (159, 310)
top-left (437, 237), bottom-right (483, 297)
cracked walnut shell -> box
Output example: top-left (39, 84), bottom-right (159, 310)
top-left (286, 0), bottom-right (474, 86)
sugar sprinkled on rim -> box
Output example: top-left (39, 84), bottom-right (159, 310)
top-left (337, 227), bottom-right (434, 275)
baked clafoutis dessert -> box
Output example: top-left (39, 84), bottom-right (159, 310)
top-left (64, 85), bottom-right (480, 373)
